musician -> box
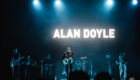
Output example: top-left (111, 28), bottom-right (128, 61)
top-left (116, 52), bottom-right (128, 80)
top-left (10, 48), bottom-right (21, 79)
top-left (22, 55), bottom-right (36, 80)
top-left (43, 54), bottom-right (53, 79)
top-left (62, 47), bottom-right (74, 78)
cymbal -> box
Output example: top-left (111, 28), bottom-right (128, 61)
top-left (80, 57), bottom-right (87, 59)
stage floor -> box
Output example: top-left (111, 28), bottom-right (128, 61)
top-left (55, 75), bottom-right (94, 80)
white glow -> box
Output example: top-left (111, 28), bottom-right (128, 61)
top-left (133, 0), bottom-right (137, 4)
top-left (96, 29), bottom-right (102, 38)
top-left (67, 29), bottom-right (73, 38)
top-left (90, 29), bottom-right (96, 38)
top-left (108, 0), bottom-right (113, 5)
top-left (53, 29), bottom-right (60, 38)
top-left (55, 0), bottom-right (60, 5)
top-left (34, 0), bottom-right (38, 4)
top-left (105, 0), bottom-right (114, 11)
top-left (84, 29), bottom-right (89, 38)
top-left (109, 29), bottom-right (115, 38)
top-left (53, 29), bottom-right (115, 38)
top-left (61, 29), bottom-right (66, 38)
top-left (33, 0), bottom-right (41, 10)
top-left (103, 29), bottom-right (108, 38)
top-left (74, 29), bottom-right (80, 38)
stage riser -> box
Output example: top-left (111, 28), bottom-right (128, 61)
top-left (55, 76), bottom-right (94, 80)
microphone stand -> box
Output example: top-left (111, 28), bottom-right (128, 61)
top-left (85, 49), bottom-right (93, 76)
top-left (106, 55), bottom-right (111, 76)
top-left (39, 57), bottom-right (48, 78)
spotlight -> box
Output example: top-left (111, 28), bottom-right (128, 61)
top-left (108, 0), bottom-right (113, 5)
top-left (34, 0), bottom-right (38, 4)
top-left (55, 0), bottom-right (60, 5)
top-left (133, 0), bottom-right (137, 4)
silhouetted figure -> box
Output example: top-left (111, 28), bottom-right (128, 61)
top-left (10, 48), bottom-right (21, 80)
top-left (116, 52), bottom-right (128, 80)
top-left (21, 55), bottom-right (36, 80)
top-left (94, 72), bottom-right (112, 80)
top-left (68, 70), bottom-right (90, 80)
top-left (43, 54), bottom-right (54, 80)
top-left (62, 47), bottom-right (74, 78)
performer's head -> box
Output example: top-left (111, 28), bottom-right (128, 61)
top-left (119, 52), bottom-right (125, 58)
top-left (48, 54), bottom-right (51, 59)
top-left (13, 48), bottom-right (18, 53)
top-left (27, 55), bottom-right (30, 60)
top-left (67, 47), bottom-right (71, 53)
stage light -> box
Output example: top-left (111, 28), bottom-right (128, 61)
top-left (108, 0), bottom-right (113, 5)
top-left (104, 0), bottom-right (114, 11)
top-left (34, 0), bottom-right (38, 4)
top-left (133, 0), bottom-right (137, 4)
top-left (55, 0), bottom-right (60, 5)
top-left (33, 0), bottom-right (42, 10)
top-left (54, 0), bottom-right (64, 11)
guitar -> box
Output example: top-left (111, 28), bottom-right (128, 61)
top-left (10, 57), bottom-right (25, 67)
top-left (116, 56), bottom-right (128, 65)
top-left (63, 57), bottom-right (73, 65)
top-left (21, 59), bottom-right (36, 66)
top-left (116, 61), bottom-right (128, 65)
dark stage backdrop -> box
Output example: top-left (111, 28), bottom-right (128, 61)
top-left (2, 0), bottom-right (140, 80)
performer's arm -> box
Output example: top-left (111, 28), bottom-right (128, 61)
top-left (71, 52), bottom-right (74, 59)
top-left (62, 54), bottom-right (65, 60)
top-left (21, 61), bottom-right (26, 64)
top-left (125, 59), bottom-right (128, 64)
top-left (10, 55), bottom-right (14, 67)
top-left (49, 59), bottom-right (53, 66)
top-left (18, 53), bottom-right (21, 60)
top-left (116, 58), bottom-right (119, 64)
top-left (62, 53), bottom-right (67, 62)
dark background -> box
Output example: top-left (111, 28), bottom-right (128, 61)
top-left (2, 0), bottom-right (140, 80)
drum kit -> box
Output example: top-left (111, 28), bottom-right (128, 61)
top-left (73, 56), bottom-right (96, 76)
top-left (74, 57), bottom-right (87, 71)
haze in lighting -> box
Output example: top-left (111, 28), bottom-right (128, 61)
top-left (133, 0), bottom-right (137, 4)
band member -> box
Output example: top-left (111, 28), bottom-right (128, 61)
top-left (116, 52), bottom-right (128, 80)
top-left (43, 54), bottom-right (53, 80)
top-left (22, 55), bottom-right (36, 80)
top-left (62, 47), bottom-right (74, 78)
top-left (10, 48), bottom-right (21, 80)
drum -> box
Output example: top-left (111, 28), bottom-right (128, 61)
top-left (80, 57), bottom-right (88, 72)
top-left (75, 59), bottom-right (81, 66)
top-left (74, 60), bottom-right (82, 71)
